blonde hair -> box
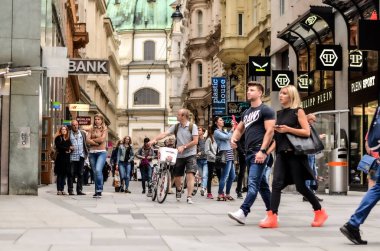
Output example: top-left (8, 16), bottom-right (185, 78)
top-left (93, 113), bottom-right (106, 130)
top-left (281, 85), bottom-right (301, 109)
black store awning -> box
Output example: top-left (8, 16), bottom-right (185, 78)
top-left (278, 6), bottom-right (334, 72)
top-left (323, 0), bottom-right (377, 24)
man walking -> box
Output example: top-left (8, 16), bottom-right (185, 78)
top-left (68, 119), bottom-right (88, 195)
top-left (149, 108), bottom-right (199, 204)
top-left (228, 81), bottom-right (275, 224)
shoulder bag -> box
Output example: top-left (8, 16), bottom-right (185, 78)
top-left (215, 147), bottom-right (226, 165)
top-left (357, 154), bottom-right (377, 174)
top-left (286, 125), bottom-right (324, 155)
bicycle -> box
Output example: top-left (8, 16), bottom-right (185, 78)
top-left (151, 147), bottom-right (177, 204)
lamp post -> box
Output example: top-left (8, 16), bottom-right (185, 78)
top-left (171, 5), bottom-right (183, 22)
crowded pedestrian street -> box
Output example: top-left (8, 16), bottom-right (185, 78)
top-left (0, 179), bottom-right (379, 251)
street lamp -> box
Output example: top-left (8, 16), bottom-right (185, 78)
top-left (171, 5), bottom-right (183, 22)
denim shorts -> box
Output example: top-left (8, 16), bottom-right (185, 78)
top-left (173, 155), bottom-right (198, 177)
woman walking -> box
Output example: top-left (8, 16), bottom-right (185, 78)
top-left (116, 136), bottom-right (134, 193)
top-left (54, 126), bottom-right (72, 195)
top-left (260, 85), bottom-right (328, 228)
top-left (205, 126), bottom-right (221, 199)
top-left (87, 114), bottom-right (108, 198)
top-left (213, 116), bottom-right (236, 201)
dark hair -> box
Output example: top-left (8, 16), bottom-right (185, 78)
top-left (247, 81), bottom-right (264, 93)
top-left (198, 127), bottom-right (205, 133)
top-left (206, 126), bottom-right (215, 143)
top-left (144, 137), bottom-right (150, 143)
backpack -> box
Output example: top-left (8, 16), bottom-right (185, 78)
top-left (367, 106), bottom-right (380, 152)
top-left (174, 122), bottom-right (193, 147)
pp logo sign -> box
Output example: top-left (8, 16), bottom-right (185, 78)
top-left (349, 50), bottom-right (363, 69)
top-left (320, 49), bottom-right (338, 67)
top-left (275, 74), bottom-right (290, 88)
top-left (316, 45), bottom-right (342, 71)
top-left (305, 16), bottom-right (317, 26)
top-left (272, 71), bottom-right (294, 91)
top-left (298, 74), bottom-right (310, 90)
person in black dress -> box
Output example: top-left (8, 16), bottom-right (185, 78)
top-left (54, 126), bottom-right (72, 195)
top-left (260, 85), bottom-right (328, 228)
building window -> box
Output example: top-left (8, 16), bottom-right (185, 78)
top-left (134, 88), bottom-right (159, 105)
top-left (197, 11), bottom-right (203, 37)
top-left (144, 41), bottom-right (155, 60)
top-left (238, 13), bottom-right (243, 36)
top-left (197, 63), bottom-right (203, 87)
top-left (280, 0), bottom-right (285, 16)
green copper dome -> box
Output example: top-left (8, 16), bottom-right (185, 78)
top-left (106, 0), bottom-right (174, 31)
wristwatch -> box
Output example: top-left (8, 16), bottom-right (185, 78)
top-left (260, 148), bottom-right (267, 154)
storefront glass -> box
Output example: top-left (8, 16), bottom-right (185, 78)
top-left (349, 101), bottom-right (378, 189)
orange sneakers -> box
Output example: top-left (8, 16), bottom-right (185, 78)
top-left (311, 208), bottom-right (328, 227)
top-left (259, 210), bottom-right (278, 228)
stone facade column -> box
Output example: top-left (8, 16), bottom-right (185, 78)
top-left (0, 0), bottom-right (41, 195)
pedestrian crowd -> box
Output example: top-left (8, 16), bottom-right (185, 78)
top-left (52, 83), bottom-right (380, 246)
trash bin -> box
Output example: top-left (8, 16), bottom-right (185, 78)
top-left (328, 148), bottom-right (348, 195)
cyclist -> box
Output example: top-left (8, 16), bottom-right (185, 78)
top-left (149, 108), bottom-right (199, 204)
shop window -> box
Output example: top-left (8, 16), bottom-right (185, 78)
top-left (134, 88), bottom-right (159, 105)
top-left (144, 41), bottom-right (155, 60)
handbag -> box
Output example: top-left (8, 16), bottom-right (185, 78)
top-left (215, 147), bottom-right (226, 165)
top-left (50, 147), bottom-right (58, 161)
top-left (113, 170), bottom-right (121, 188)
top-left (357, 154), bottom-right (377, 174)
top-left (286, 125), bottom-right (324, 155)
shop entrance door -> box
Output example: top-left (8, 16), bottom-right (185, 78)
top-left (41, 117), bottom-right (53, 184)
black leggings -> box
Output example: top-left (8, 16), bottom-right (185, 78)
top-left (207, 162), bottom-right (221, 193)
top-left (271, 152), bottom-right (321, 214)
top-left (236, 151), bottom-right (247, 193)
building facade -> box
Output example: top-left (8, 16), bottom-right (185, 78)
top-left (76, 0), bottom-right (120, 146)
top-left (218, 0), bottom-right (272, 121)
top-left (270, 0), bottom-right (379, 190)
top-left (107, 0), bottom-right (174, 148)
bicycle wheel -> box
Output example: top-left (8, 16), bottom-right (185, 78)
top-left (192, 172), bottom-right (200, 196)
top-left (151, 167), bottom-right (158, 201)
top-left (157, 169), bottom-right (170, 203)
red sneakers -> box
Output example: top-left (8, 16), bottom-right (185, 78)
top-left (259, 210), bottom-right (278, 228)
top-left (311, 208), bottom-right (328, 227)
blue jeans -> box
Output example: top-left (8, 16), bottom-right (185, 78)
top-left (349, 166), bottom-right (380, 228)
top-left (89, 151), bottom-right (107, 193)
top-left (240, 151), bottom-right (271, 216)
top-left (118, 161), bottom-right (131, 189)
top-left (218, 160), bottom-right (236, 195)
top-left (197, 159), bottom-right (208, 189)
top-left (305, 154), bottom-right (317, 190)
top-left (56, 174), bottom-right (66, 192)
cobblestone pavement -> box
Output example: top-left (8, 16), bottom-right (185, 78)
top-left (0, 178), bottom-right (379, 251)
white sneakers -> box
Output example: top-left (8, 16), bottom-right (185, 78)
top-left (187, 196), bottom-right (194, 204)
top-left (228, 209), bottom-right (246, 225)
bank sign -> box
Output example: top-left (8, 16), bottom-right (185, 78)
top-left (211, 77), bottom-right (227, 116)
top-left (272, 70), bottom-right (294, 91)
top-left (68, 59), bottom-right (109, 75)
top-left (316, 45), bottom-right (342, 71)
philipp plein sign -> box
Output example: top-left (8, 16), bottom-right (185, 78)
top-left (249, 56), bottom-right (271, 76)
top-left (316, 45), bottom-right (342, 71)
